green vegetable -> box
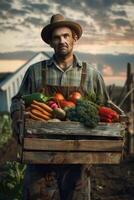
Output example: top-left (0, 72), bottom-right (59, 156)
top-left (67, 99), bottom-right (100, 128)
top-left (22, 93), bottom-right (51, 106)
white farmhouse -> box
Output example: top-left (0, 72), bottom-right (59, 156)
top-left (0, 52), bottom-right (50, 113)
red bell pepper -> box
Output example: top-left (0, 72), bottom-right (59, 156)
top-left (99, 106), bottom-right (119, 122)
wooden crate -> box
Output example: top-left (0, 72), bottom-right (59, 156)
top-left (18, 120), bottom-right (126, 164)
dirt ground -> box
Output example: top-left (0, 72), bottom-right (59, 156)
top-left (0, 138), bottom-right (134, 200)
top-left (90, 161), bottom-right (134, 200)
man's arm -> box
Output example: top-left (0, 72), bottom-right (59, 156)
top-left (10, 66), bottom-right (34, 140)
top-left (93, 70), bottom-right (110, 105)
top-left (94, 71), bottom-right (125, 114)
top-left (10, 66), bottom-right (34, 115)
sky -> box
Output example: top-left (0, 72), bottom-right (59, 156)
top-left (0, 0), bottom-right (134, 86)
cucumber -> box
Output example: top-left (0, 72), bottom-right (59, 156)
top-left (22, 93), bottom-right (51, 106)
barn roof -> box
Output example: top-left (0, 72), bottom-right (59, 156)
top-left (0, 51), bottom-right (50, 90)
top-left (0, 72), bottom-right (13, 84)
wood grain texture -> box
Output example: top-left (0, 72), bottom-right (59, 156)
top-left (23, 138), bottom-right (123, 152)
top-left (22, 151), bottom-right (122, 164)
top-left (21, 120), bottom-right (126, 164)
top-left (25, 120), bottom-right (125, 138)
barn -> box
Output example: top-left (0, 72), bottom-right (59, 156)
top-left (0, 52), bottom-right (50, 113)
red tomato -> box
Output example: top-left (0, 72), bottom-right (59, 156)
top-left (54, 93), bottom-right (65, 101)
top-left (60, 100), bottom-right (75, 108)
top-left (69, 92), bottom-right (82, 103)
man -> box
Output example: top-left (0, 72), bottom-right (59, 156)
top-left (11, 14), bottom-right (109, 200)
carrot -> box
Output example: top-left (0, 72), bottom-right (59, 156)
top-left (33, 100), bottom-right (53, 113)
top-left (29, 112), bottom-right (45, 121)
top-left (31, 109), bottom-right (51, 120)
top-left (31, 104), bottom-right (53, 118)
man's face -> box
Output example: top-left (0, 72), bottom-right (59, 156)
top-left (50, 26), bottom-right (77, 57)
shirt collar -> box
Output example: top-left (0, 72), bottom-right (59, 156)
top-left (73, 55), bottom-right (83, 68)
top-left (46, 56), bottom-right (54, 66)
top-left (46, 54), bottom-right (83, 68)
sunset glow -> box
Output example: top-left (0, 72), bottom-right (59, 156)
top-left (0, 60), bottom-right (26, 72)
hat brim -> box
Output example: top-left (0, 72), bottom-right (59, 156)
top-left (41, 21), bottom-right (82, 44)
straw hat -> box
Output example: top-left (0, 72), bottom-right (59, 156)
top-left (41, 14), bottom-right (82, 44)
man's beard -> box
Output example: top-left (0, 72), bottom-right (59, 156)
top-left (55, 46), bottom-right (73, 58)
top-left (57, 51), bottom-right (69, 57)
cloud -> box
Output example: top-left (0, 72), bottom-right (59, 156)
top-left (0, 0), bottom-right (133, 34)
top-left (29, 3), bottom-right (50, 12)
top-left (0, 0), bottom-right (133, 56)
top-left (76, 52), bottom-right (134, 75)
top-left (111, 10), bottom-right (127, 16)
top-left (0, 1), bottom-right (12, 11)
top-left (118, 71), bottom-right (126, 76)
top-left (9, 8), bottom-right (29, 16)
top-left (104, 76), bottom-right (126, 86)
top-left (0, 1), bottom-right (56, 34)
top-left (0, 0), bottom-right (133, 87)
top-left (102, 65), bottom-right (114, 76)
top-left (52, 0), bottom-right (134, 48)
top-left (0, 25), bottom-right (21, 32)
top-left (0, 51), bottom-right (36, 60)
top-left (114, 18), bottom-right (131, 27)
top-left (24, 16), bottom-right (45, 27)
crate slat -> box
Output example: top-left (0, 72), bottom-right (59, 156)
top-left (22, 151), bottom-right (122, 164)
top-left (24, 138), bottom-right (123, 152)
top-left (25, 121), bottom-right (125, 138)
top-left (19, 120), bottom-right (126, 164)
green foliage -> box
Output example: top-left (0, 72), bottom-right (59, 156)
top-left (0, 115), bottom-right (26, 199)
top-left (67, 99), bottom-right (100, 128)
top-left (0, 161), bottom-right (26, 200)
top-left (0, 114), bottom-right (12, 148)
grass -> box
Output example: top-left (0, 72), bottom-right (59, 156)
top-left (0, 114), bottom-right (12, 148)
top-left (0, 161), bottom-right (26, 200)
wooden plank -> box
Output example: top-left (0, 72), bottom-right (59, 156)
top-left (24, 138), bottom-right (123, 152)
top-left (22, 151), bottom-right (122, 164)
top-left (129, 77), bottom-right (134, 154)
top-left (25, 121), bottom-right (125, 138)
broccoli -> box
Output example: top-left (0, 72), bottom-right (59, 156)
top-left (67, 107), bottom-right (78, 122)
top-left (67, 99), bottom-right (100, 128)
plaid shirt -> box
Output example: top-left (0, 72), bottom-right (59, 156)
top-left (11, 54), bottom-right (109, 114)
